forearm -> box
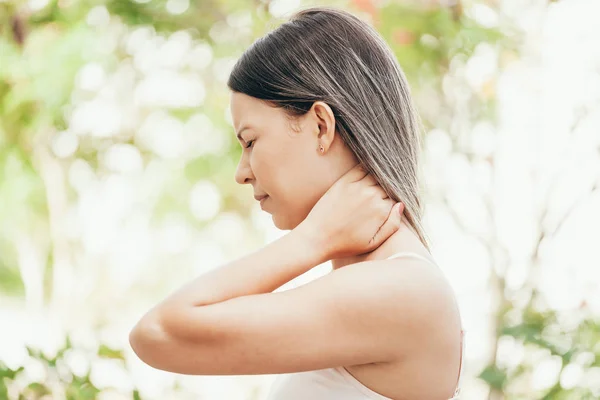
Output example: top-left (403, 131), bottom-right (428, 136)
top-left (155, 225), bottom-right (327, 309)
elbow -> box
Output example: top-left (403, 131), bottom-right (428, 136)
top-left (129, 312), bottom-right (172, 370)
top-left (129, 306), bottom-right (208, 373)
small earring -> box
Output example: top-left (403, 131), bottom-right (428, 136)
top-left (319, 145), bottom-right (324, 153)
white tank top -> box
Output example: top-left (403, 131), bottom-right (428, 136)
top-left (265, 252), bottom-right (466, 400)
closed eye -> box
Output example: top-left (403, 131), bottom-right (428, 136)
top-left (245, 140), bottom-right (255, 149)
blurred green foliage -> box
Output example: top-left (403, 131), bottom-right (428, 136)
top-left (0, 0), bottom-right (598, 399)
top-left (0, 335), bottom-right (142, 399)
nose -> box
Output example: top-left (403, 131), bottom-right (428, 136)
top-left (234, 152), bottom-right (254, 185)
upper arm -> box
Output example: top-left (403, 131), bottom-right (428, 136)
top-left (129, 259), bottom-right (456, 375)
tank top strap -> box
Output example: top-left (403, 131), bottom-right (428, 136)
top-left (384, 251), bottom-right (436, 265)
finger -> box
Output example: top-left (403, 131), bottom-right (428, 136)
top-left (376, 187), bottom-right (390, 199)
top-left (366, 185), bottom-right (389, 200)
top-left (368, 199), bottom-right (396, 244)
top-left (371, 202), bottom-right (404, 245)
top-left (360, 173), bottom-right (379, 186)
top-left (342, 163), bottom-right (368, 183)
top-left (364, 185), bottom-right (385, 200)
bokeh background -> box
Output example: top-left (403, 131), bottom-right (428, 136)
top-left (1, 0), bottom-right (599, 399)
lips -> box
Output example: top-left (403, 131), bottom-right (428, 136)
top-left (254, 194), bottom-right (268, 201)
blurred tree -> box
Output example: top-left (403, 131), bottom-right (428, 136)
top-left (361, 1), bottom-right (600, 399)
top-left (0, 0), bottom-right (598, 399)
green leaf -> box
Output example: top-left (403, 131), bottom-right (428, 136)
top-left (98, 344), bottom-right (126, 361)
top-left (25, 382), bottom-right (52, 397)
top-left (478, 365), bottom-right (507, 390)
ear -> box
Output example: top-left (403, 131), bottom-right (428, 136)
top-left (310, 101), bottom-right (336, 152)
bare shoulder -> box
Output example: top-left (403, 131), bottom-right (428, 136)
top-left (335, 254), bottom-right (462, 359)
top-left (129, 248), bottom-right (461, 377)
top-left (339, 255), bottom-right (464, 399)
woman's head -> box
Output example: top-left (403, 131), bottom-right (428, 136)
top-left (227, 6), bottom-right (429, 249)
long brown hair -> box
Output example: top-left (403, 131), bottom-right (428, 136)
top-left (227, 6), bottom-right (430, 249)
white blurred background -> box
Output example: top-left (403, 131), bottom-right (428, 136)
top-left (0, 0), bottom-right (598, 399)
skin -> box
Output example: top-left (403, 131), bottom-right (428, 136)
top-left (129, 91), bottom-right (464, 400)
top-left (231, 91), bottom-right (357, 231)
top-left (232, 91), bottom-right (463, 397)
top-left (231, 91), bottom-right (430, 269)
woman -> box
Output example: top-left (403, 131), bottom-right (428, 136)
top-left (130, 6), bottom-right (464, 400)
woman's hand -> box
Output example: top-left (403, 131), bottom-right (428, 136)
top-left (297, 164), bottom-right (405, 260)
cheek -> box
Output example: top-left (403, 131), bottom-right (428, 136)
top-left (280, 163), bottom-right (329, 220)
top-left (255, 141), bottom-right (328, 222)
top-left (251, 147), bottom-right (278, 186)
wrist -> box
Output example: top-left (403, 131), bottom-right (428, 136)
top-left (292, 223), bottom-right (330, 265)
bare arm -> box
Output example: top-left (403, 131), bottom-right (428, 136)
top-left (146, 226), bottom-right (324, 310)
top-left (128, 243), bottom-right (452, 375)
top-left (127, 165), bottom-right (449, 376)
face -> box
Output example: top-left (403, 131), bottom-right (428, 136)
top-left (229, 91), bottom-right (357, 230)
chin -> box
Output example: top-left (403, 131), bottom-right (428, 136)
top-left (272, 216), bottom-right (292, 231)
top-left (272, 213), bottom-right (303, 231)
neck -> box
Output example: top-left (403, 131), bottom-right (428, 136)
top-left (330, 220), bottom-right (426, 270)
